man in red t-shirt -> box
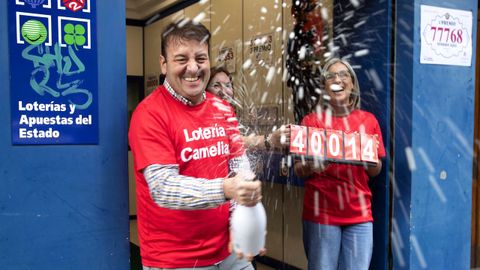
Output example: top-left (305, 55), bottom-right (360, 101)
top-left (129, 21), bottom-right (261, 270)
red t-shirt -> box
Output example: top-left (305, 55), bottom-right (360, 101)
top-left (300, 109), bottom-right (386, 225)
top-left (128, 86), bottom-right (244, 268)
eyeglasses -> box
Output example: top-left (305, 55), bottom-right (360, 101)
top-left (324, 70), bottom-right (351, 81)
top-left (210, 82), bottom-right (233, 89)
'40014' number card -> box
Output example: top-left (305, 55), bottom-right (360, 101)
top-left (289, 124), bottom-right (379, 165)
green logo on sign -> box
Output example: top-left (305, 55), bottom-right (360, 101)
top-left (64, 23), bottom-right (86, 50)
top-left (21, 20), bottom-right (47, 45)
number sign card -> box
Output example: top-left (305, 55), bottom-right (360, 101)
top-left (344, 132), bottom-right (361, 162)
top-left (289, 125), bottom-right (379, 165)
top-left (325, 129), bottom-right (344, 160)
top-left (308, 127), bottom-right (326, 159)
top-left (290, 125), bottom-right (308, 155)
top-left (360, 133), bottom-right (379, 163)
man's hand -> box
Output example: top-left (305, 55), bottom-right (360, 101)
top-left (269, 125), bottom-right (291, 150)
top-left (223, 174), bottom-right (262, 206)
top-left (229, 230), bottom-right (267, 261)
top-left (235, 247), bottom-right (267, 262)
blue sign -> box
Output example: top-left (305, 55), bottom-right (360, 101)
top-left (9, 0), bottom-right (98, 144)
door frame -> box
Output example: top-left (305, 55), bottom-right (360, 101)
top-left (472, 7), bottom-right (480, 268)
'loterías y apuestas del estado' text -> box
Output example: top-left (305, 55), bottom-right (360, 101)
top-left (17, 101), bottom-right (77, 139)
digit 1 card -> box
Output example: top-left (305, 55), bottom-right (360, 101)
top-left (344, 132), bottom-right (362, 163)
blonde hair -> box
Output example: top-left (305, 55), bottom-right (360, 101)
top-left (322, 58), bottom-right (361, 110)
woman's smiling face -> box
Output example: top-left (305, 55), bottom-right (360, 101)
top-left (324, 62), bottom-right (354, 106)
top-left (208, 72), bottom-right (234, 99)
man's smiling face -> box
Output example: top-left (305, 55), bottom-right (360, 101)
top-left (160, 38), bottom-right (210, 105)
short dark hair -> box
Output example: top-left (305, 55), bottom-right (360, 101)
top-left (161, 21), bottom-right (210, 59)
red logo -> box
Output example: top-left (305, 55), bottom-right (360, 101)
top-left (62, 0), bottom-right (85, 12)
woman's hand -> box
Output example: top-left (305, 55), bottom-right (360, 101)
top-left (365, 159), bottom-right (382, 177)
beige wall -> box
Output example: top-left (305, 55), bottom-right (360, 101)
top-left (283, 185), bottom-right (307, 268)
top-left (143, 11), bottom-right (183, 94)
top-left (262, 182), bottom-right (284, 261)
top-left (142, 1), bottom-right (211, 96)
top-left (141, 0), bottom-right (289, 123)
top-left (210, 0), bottom-right (243, 85)
top-left (126, 25), bottom-right (143, 76)
top-left (184, 0), bottom-right (211, 28)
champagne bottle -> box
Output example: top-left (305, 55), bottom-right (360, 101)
top-left (230, 170), bottom-right (267, 256)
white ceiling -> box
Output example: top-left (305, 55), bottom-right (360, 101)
top-left (126, 0), bottom-right (183, 20)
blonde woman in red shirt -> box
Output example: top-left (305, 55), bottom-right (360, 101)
top-left (294, 58), bottom-right (386, 270)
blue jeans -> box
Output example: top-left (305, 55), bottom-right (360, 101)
top-left (303, 221), bottom-right (373, 270)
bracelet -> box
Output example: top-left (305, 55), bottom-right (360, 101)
top-left (264, 134), bottom-right (271, 151)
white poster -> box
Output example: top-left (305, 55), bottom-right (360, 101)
top-left (420, 5), bottom-right (472, 66)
